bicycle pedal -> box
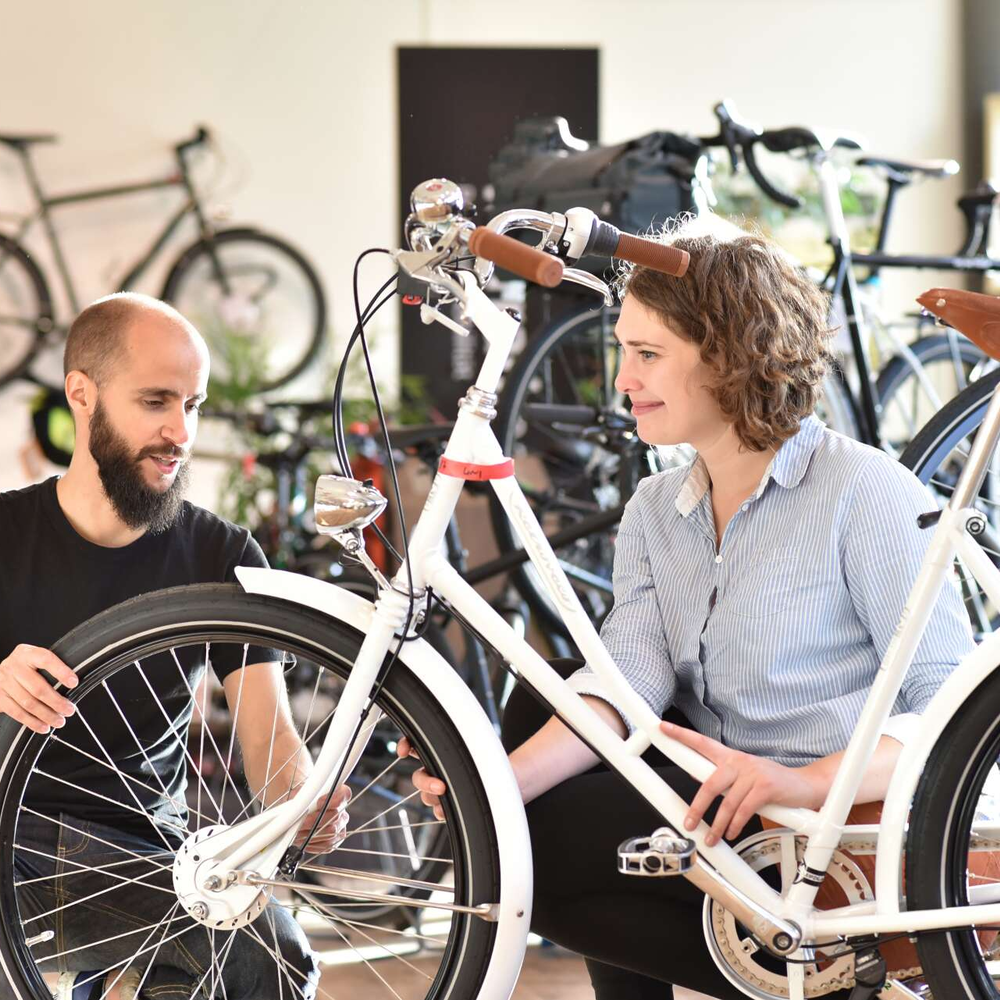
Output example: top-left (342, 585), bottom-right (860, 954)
top-left (617, 827), bottom-right (695, 876)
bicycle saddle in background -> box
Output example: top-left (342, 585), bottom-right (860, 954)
top-left (917, 287), bottom-right (1000, 359)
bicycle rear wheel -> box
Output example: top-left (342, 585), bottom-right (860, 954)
top-left (0, 234), bottom-right (53, 389)
top-left (906, 667), bottom-right (1000, 999)
top-left (162, 229), bottom-right (327, 392)
top-left (0, 585), bottom-right (502, 999)
top-left (877, 332), bottom-right (990, 458)
top-left (898, 368), bottom-right (1000, 637)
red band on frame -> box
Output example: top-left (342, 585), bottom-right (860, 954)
top-left (438, 456), bottom-right (515, 481)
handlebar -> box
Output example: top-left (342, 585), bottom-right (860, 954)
top-left (706, 100), bottom-right (864, 211)
top-left (467, 226), bottom-right (565, 287)
top-left (175, 126), bottom-right (211, 157)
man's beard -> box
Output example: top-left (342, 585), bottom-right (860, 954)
top-left (89, 400), bottom-right (191, 534)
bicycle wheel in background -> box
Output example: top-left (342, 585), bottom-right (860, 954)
top-left (0, 585), bottom-right (502, 999)
top-left (876, 332), bottom-right (991, 458)
top-left (906, 666), bottom-right (1000, 999)
top-left (898, 368), bottom-right (1000, 637)
top-left (490, 303), bottom-right (858, 639)
top-left (0, 234), bottom-right (54, 390)
top-left (162, 229), bottom-right (327, 392)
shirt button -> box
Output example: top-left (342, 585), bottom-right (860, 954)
top-left (715, 555), bottom-right (723, 564)
top-left (741, 504), bottom-right (749, 512)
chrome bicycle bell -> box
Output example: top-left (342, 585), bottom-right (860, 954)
top-left (410, 178), bottom-right (464, 223)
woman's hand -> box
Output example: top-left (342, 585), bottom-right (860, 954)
top-left (661, 721), bottom-right (825, 846)
top-left (397, 736), bottom-right (446, 821)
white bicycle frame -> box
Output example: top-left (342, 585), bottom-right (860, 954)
top-left (195, 254), bottom-right (1000, 998)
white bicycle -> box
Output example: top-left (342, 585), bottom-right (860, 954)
top-left (6, 183), bottom-right (1000, 1000)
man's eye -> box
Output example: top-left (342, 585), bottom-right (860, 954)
top-left (143, 400), bottom-right (164, 408)
top-left (186, 403), bottom-right (202, 414)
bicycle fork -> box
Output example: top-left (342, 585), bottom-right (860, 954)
top-left (170, 592), bottom-right (412, 927)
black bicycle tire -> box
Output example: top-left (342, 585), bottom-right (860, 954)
top-left (161, 228), bottom-right (327, 392)
top-left (0, 233), bottom-right (54, 390)
top-left (906, 667), bottom-right (1000, 998)
top-left (0, 584), bottom-right (500, 999)
top-left (897, 368), bottom-right (1000, 482)
top-left (876, 333), bottom-right (989, 451)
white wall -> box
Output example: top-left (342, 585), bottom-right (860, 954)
top-left (0, 0), bottom-right (966, 499)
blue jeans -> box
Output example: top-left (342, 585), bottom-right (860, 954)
top-left (15, 812), bottom-right (320, 999)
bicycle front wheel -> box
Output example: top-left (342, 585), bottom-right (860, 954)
top-left (0, 585), bottom-right (502, 999)
top-left (162, 229), bottom-right (327, 392)
top-left (906, 667), bottom-right (1000, 999)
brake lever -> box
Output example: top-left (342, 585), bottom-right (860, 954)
top-left (561, 267), bottom-right (614, 306)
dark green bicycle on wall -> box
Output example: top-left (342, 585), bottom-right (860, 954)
top-left (0, 126), bottom-right (327, 392)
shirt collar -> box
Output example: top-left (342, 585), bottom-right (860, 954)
top-left (674, 415), bottom-right (825, 517)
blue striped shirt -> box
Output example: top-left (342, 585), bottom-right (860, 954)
top-left (570, 415), bottom-right (975, 766)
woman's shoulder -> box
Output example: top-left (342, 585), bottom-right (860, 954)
top-left (809, 422), bottom-right (929, 503)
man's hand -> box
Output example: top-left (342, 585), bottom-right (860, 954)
top-left (397, 736), bottom-right (446, 821)
top-left (661, 721), bottom-right (824, 846)
top-left (0, 644), bottom-right (78, 734)
top-left (294, 784), bottom-right (352, 854)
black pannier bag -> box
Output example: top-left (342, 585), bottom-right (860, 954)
top-left (486, 117), bottom-right (705, 252)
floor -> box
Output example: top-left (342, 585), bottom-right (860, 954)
top-left (313, 935), bottom-right (718, 999)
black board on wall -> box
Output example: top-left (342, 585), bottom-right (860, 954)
top-left (397, 46), bottom-right (598, 417)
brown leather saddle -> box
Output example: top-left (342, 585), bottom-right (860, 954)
top-left (916, 287), bottom-right (1000, 359)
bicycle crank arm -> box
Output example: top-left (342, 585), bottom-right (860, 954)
top-left (240, 872), bottom-right (500, 921)
top-left (686, 858), bottom-right (802, 955)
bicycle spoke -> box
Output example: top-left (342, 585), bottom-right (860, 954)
top-left (222, 643), bottom-right (249, 783)
top-left (238, 923), bottom-right (324, 1000)
top-left (297, 887), bottom-right (433, 981)
top-left (21, 855), bottom-right (174, 925)
top-left (298, 910), bottom-right (407, 999)
top-left (20, 809), bottom-right (173, 872)
top-left (338, 818), bottom-right (444, 843)
top-left (331, 845), bottom-right (452, 865)
top-left (132, 661), bottom-right (225, 819)
top-left (171, 646), bottom-right (249, 820)
top-left (92, 901), bottom-right (181, 1000)
top-left (30, 768), bottom-right (186, 840)
top-left (36, 910), bottom-right (193, 966)
top-left (48, 732), bottom-right (214, 829)
top-left (100, 677), bottom-right (207, 825)
top-left (14, 849), bottom-right (173, 889)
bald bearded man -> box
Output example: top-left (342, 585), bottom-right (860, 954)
top-left (0, 294), bottom-right (342, 1000)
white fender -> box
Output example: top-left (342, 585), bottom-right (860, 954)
top-left (875, 632), bottom-right (1000, 912)
top-left (235, 566), bottom-right (532, 999)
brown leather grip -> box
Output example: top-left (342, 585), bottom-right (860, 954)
top-left (468, 227), bottom-right (564, 288)
top-left (613, 232), bottom-right (690, 278)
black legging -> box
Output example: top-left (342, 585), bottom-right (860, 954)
top-left (499, 659), bottom-right (760, 1000)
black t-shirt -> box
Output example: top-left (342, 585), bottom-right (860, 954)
top-left (0, 477), bottom-right (272, 843)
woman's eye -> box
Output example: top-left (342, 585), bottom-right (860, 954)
top-left (640, 351), bottom-right (657, 361)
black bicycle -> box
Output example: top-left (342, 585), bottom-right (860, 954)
top-left (489, 102), bottom-right (1000, 642)
top-left (0, 126), bottom-right (327, 391)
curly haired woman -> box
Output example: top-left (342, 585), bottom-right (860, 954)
top-left (405, 216), bottom-right (974, 999)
